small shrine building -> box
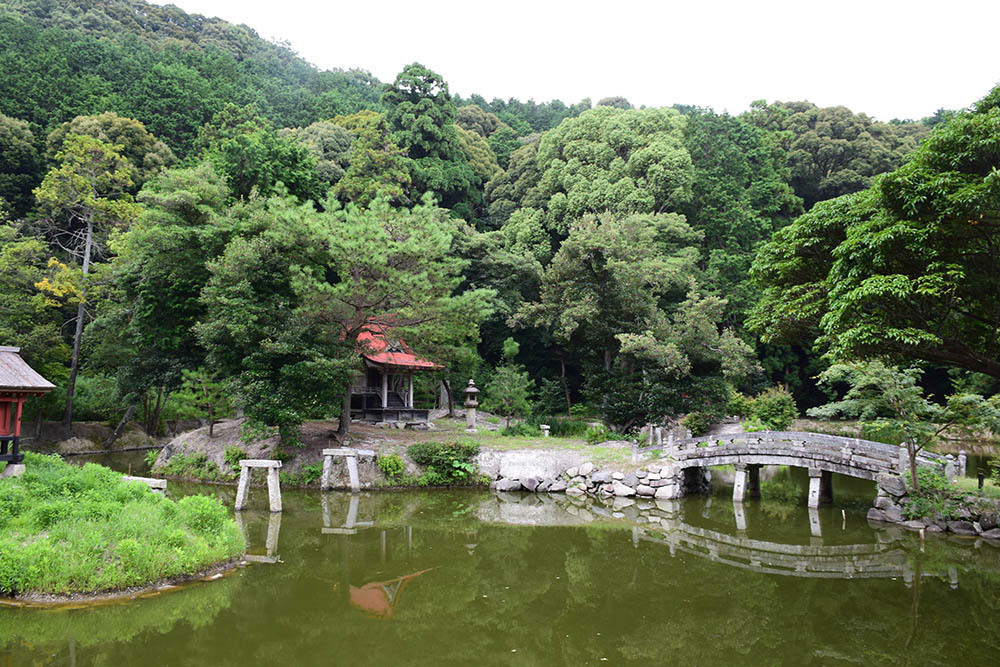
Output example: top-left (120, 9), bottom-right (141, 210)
top-left (350, 324), bottom-right (441, 424)
top-left (0, 346), bottom-right (55, 465)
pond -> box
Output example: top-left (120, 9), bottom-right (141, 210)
top-left (2, 466), bottom-right (999, 665)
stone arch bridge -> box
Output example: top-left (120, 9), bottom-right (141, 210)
top-left (638, 431), bottom-right (962, 507)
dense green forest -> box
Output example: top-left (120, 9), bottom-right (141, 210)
top-left (1, 0), bottom-right (997, 443)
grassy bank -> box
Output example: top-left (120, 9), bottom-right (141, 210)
top-left (0, 453), bottom-right (244, 598)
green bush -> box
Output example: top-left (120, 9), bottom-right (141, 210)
top-left (159, 452), bottom-right (223, 481)
top-left (681, 412), bottom-right (713, 437)
top-left (223, 446), bottom-right (247, 471)
top-left (377, 454), bottom-right (405, 481)
top-left (144, 449), bottom-right (160, 469)
top-left (727, 392), bottom-right (753, 418)
top-left (0, 453), bottom-right (244, 596)
top-left (501, 422), bottom-right (538, 437)
top-left (748, 387), bottom-right (798, 431)
top-left (407, 441), bottom-right (480, 485)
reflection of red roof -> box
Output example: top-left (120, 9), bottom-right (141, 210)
top-left (356, 324), bottom-right (442, 371)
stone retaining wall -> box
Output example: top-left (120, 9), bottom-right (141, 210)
top-left (867, 473), bottom-right (1000, 539)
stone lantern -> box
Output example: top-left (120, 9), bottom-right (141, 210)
top-left (464, 379), bottom-right (480, 433)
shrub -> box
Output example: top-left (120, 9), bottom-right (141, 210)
top-left (748, 387), bottom-right (797, 431)
top-left (377, 454), bottom-right (405, 481)
top-left (501, 422), bottom-right (538, 437)
top-left (727, 392), bottom-right (753, 418)
top-left (681, 412), bottom-right (713, 437)
top-left (160, 452), bottom-right (222, 481)
top-left (144, 449), bottom-right (161, 469)
top-left (223, 446), bottom-right (247, 471)
top-left (407, 441), bottom-right (480, 485)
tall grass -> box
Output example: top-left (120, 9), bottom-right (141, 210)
top-left (0, 453), bottom-right (244, 596)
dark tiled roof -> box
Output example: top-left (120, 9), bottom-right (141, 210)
top-left (0, 346), bottom-right (56, 392)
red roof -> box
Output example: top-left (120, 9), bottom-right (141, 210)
top-left (356, 324), bottom-right (442, 371)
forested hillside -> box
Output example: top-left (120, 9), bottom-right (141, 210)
top-left (2, 0), bottom-right (995, 444)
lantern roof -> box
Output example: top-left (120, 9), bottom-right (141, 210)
top-left (0, 347), bottom-right (56, 393)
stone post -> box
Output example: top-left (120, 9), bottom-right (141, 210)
top-left (266, 466), bottom-right (282, 513)
top-left (958, 450), bottom-right (967, 478)
top-left (733, 463), bottom-right (748, 503)
top-left (807, 468), bottom-right (822, 508)
top-left (898, 443), bottom-right (910, 476)
top-left (944, 454), bottom-right (955, 482)
top-left (321, 454), bottom-right (334, 491)
top-left (345, 454), bottom-right (360, 492)
top-left (540, 424), bottom-right (551, 437)
top-left (235, 466), bottom-right (251, 511)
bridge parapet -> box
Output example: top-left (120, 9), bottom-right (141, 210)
top-left (642, 430), bottom-right (953, 503)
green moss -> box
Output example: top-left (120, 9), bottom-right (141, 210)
top-left (0, 453), bottom-right (244, 596)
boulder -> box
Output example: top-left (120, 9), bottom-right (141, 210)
top-left (979, 511), bottom-right (998, 531)
top-left (636, 484), bottom-right (655, 497)
top-left (549, 480), bottom-right (568, 493)
top-left (521, 477), bottom-right (540, 492)
top-left (612, 481), bottom-right (636, 497)
top-left (883, 505), bottom-right (904, 523)
top-left (579, 462), bottom-right (595, 476)
top-left (946, 520), bottom-right (978, 536)
top-left (565, 467), bottom-right (579, 478)
top-left (866, 508), bottom-right (889, 523)
top-left (981, 528), bottom-right (1000, 540)
top-left (536, 478), bottom-right (553, 493)
top-left (874, 496), bottom-right (898, 512)
top-left (623, 472), bottom-right (638, 487)
top-left (591, 471), bottom-right (613, 484)
top-left (650, 479), bottom-right (672, 488)
top-left (876, 473), bottom-right (907, 498)
top-left (636, 470), bottom-right (647, 479)
top-left (496, 478), bottom-right (523, 492)
top-left (612, 472), bottom-right (625, 481)
top-left (902, 520), bottom-right (926, 530)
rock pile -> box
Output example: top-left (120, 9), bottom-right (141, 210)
top-left (490, 461), bottom-right (710, 500)
top-left (867, 473), bottom-right (1000, 539)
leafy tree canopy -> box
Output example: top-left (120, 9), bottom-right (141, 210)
top-left (750, 87), bottom-right (1000, 379)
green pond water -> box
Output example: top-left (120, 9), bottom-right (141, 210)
top-left (2, 466), bottom-right (1000, 665)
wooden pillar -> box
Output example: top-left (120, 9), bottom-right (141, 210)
top-left (407, 373), bottom-right (414, 408)
top-left (0, 401), bottom-right (9, 435)
top-left (13, 397), bottom-right (23, 437)
top-left (381, 369), bottom-right (388, 408)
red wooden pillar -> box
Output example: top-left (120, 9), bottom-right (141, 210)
top-left (13, 397), bottom-right (24, 437)
top-left (0, 400), bottom-right (10, 436)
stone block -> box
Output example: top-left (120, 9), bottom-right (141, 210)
top-left (565, 466), bottom-right (579, 478)
top-left (591, 471), bottom-right (613, 484)
top-left (612, 471), bottom-right (625, 481)
top-left (537, 478), bottom-right (553, 493)
top-left (0, 464), bottom-right (26, 479)
top-left (579, 462), bottom-right (594, 476)
top-left (635, 470), bottom-right (647, 479)
top-left (981, 528), bottom-right (1000, 540)
top-left (612, 481), bottom-right (636, 497)
top-left (866, 508), bottom-right (888, 523)
top-left (876, 473), bottom-right (907, 498)
top-left (654, 485), bottom-right (678, 499)
top-left (649, 479), bottom-right (672, 488)
top-left (565, 486), bottom-right (585, 496)
top-left (549, 480), bottom-right (567, 493)
top-left (521, 477), bottom-right (540, 492)
top-left (624, 472), bottom-right (638, 487)
top-left (636, 484), bottom-right (655, 497)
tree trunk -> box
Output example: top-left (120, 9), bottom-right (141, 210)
top-left (62, 220), bottom-right (94, 427)
top-left (105, 404), bottom-right (137, 449)
top-left (443, 378), bottom-right (455, 417)
top-left (557, 349), bottom-right (572, 416)
top-left (150, 386), bottom-right (165, 436)
top-left (338, 380), bottom-right (352, 435)
top-left (908, 442), bottom-right (920, 491)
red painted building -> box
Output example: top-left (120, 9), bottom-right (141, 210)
top-left (0, 346), bottom-right (55, 464)
top-left (350, 324), bottom-right (441, 423)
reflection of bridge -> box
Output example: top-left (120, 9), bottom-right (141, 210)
top-left (639, 432), bottom-right (958, 507)
top-left (638, 508), bottom-right (956, 585)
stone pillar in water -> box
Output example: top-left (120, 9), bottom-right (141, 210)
top-left (235, 465), bottom-right (251, 511)
top-left (733, 463), bottom-right (748, 503)
top-left (807, 468), bottom-right (822, 508)
top-left (266, 466), bottom-right (282, 513)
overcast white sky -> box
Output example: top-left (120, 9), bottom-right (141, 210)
top-left (154, 0), bottom-right (999, 121)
